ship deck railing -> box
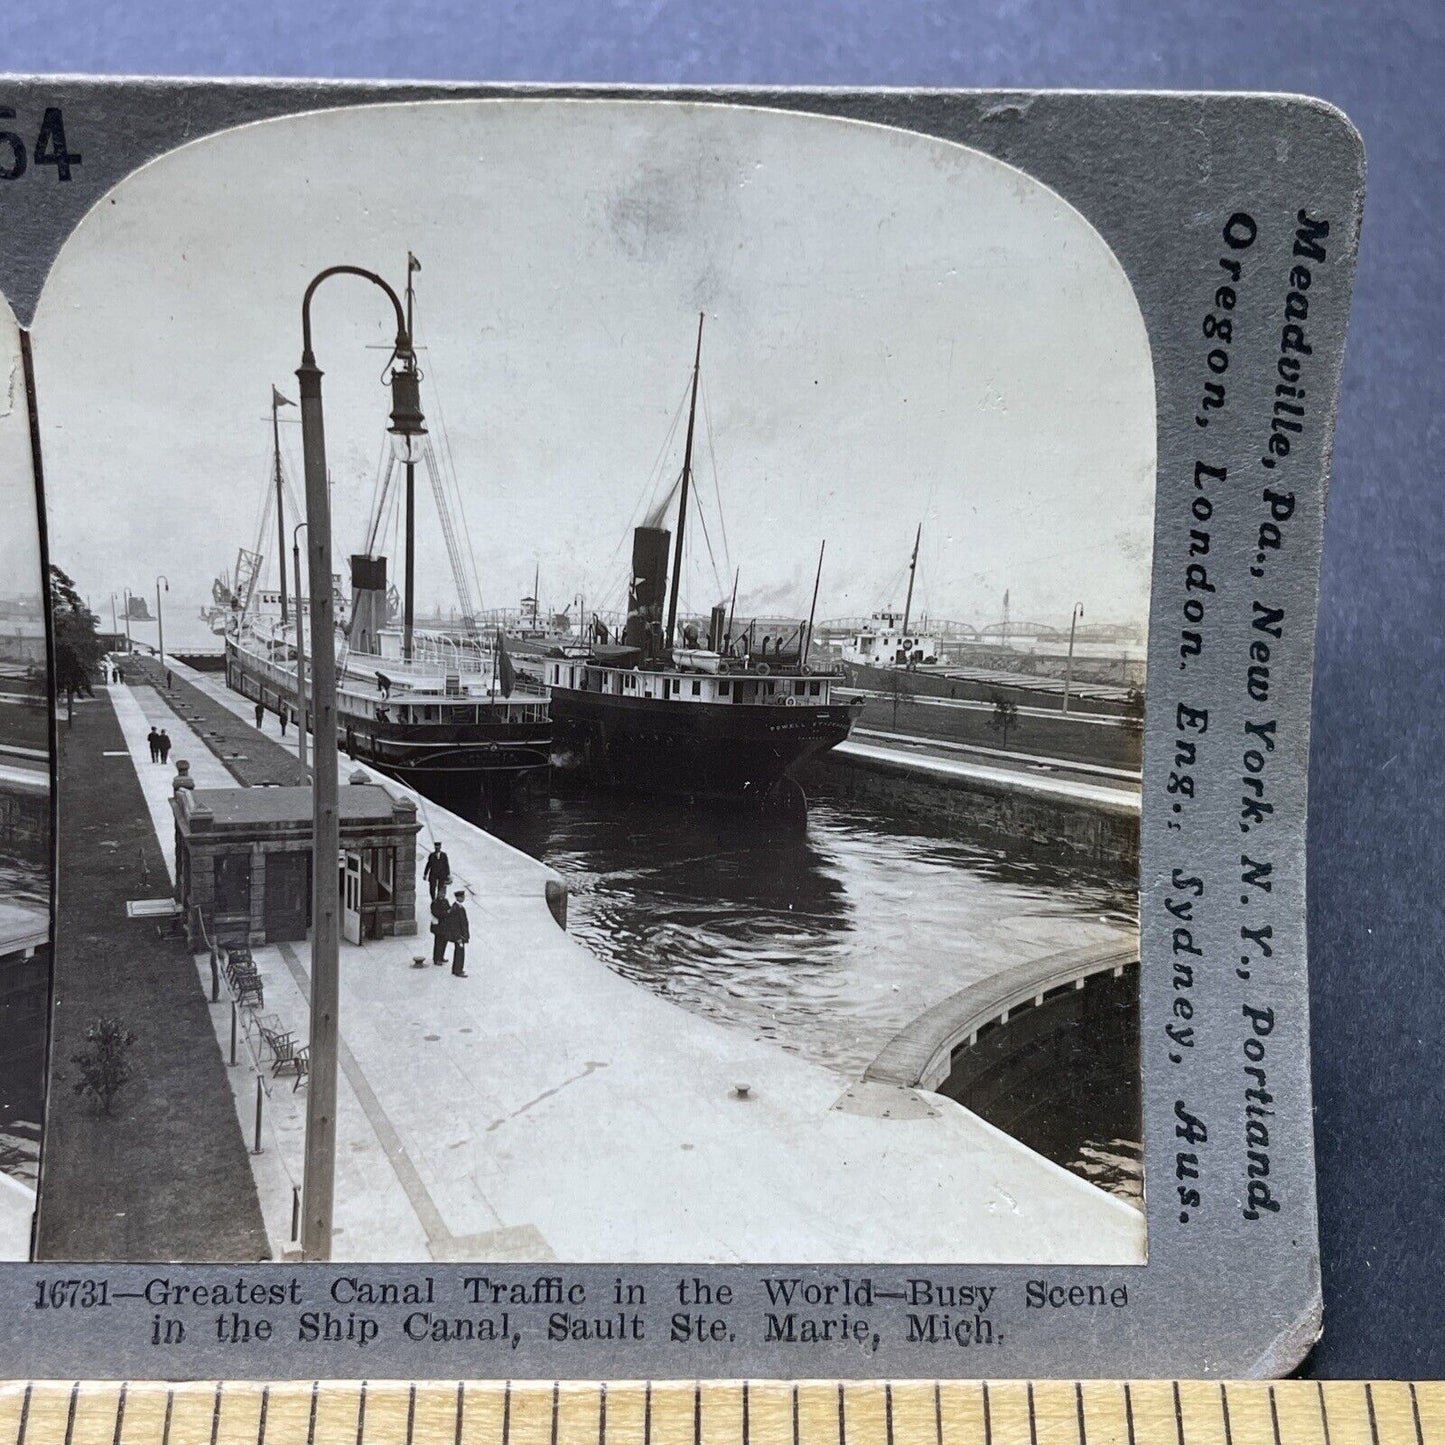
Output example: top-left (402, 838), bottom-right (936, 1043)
top-left (232, 636), bottom-right (549, 722)
top-left (553, 656), bottom-right (853, 709)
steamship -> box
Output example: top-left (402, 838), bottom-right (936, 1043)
top-left (225, 255), bottom-right (552, 782)
top-left (545, 315), bottom-right (861, 814)
top-left (226, 554), bottom-right (551, 778)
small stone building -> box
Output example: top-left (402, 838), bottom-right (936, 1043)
top-left (173, 775), bottom-right (421, 949)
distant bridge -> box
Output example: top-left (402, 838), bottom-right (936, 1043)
top-left (816, 618), bottom-right (1146, 646)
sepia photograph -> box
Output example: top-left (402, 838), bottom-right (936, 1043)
top-left (22, 98), bottom-right (1153, 1266)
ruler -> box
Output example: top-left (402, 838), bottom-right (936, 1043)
top-left (0, 1380), bottom-right (1438, 1445)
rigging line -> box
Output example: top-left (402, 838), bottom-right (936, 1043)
top-left (361, 431), bottom-right (390, 556)
top-left (689, 491), bottom-right (725, 603)
top-left (643, 466), bottom-right (684, 532)
top-left (272, 433), bottom-right (307, 545)
top-left (413, 297), bottom-right (487, 618)
top-left (250, 447), bottom-right (277, 563)
top-left (279, 454), bottom-right (306, 537)
top-left (607, 378), bottom-right (691, 572)
top-left (650, 380), bottom-right (692, 499)
top-left (364, 442), bottom-right (397, 559)
top-left (248, 451), bottom-right (270, 552)
top-left (252, 478), bottom-right (274, 585)
top-left (639, 380), bottom-right (692, 521)
top-left (378, 456), bottom-right (401, 567)
top-left (700, 381), bottom-right (731, 579)
top-left (422, 438), bottom-right (479, 628)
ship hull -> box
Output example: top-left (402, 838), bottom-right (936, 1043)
top-left (226, 643), bottom-right (551, 780)
top-left (549, 686), bottom-right (856, 806)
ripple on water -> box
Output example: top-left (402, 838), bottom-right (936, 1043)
top-left (486, 787), bottom-right (1139, 1127)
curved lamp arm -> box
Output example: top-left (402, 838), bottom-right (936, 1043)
top-left (300, 265), bottom-right (410, 364)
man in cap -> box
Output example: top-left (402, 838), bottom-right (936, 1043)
top-left (448, 889), bottom-right (471, 978)
top-left (423, 840), bottom-right (451, 901)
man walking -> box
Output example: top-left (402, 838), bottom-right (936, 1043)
top-left (254, 700), bottom-right (265, 729)
top-left (448, 889), bottom-right (471, 978)
top-left (158, 729), bottom-right (172, 764)
top-left (279, 704), bottom-right (289, 737)
top-left (422, 841), bottom-right (451, 902)
top-left (146, 727), bottom-right (160, 763)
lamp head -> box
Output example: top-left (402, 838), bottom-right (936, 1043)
top-left (388, 359), bottom-right (427, 464)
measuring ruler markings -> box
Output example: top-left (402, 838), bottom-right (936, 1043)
top-left (0, 1381), bottom-right (1440, 1445)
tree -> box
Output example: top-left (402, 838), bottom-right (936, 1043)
top-left (989, 692), bottom-right (1019, 751)
top-left (71, 1018), bottom-right (138, 1116)
top-left (49, 565), bottom-right (104, 725)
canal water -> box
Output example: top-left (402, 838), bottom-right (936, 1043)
top-left (482, 781), bottom-right (1143, 1207)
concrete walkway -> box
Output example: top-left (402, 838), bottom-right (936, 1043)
top-left (108, 684), bottom-right (236, 880)
top-left (840, 687), bottom-right (1130, 728)
top-left (833, 737), bottom-right (1142, 817)
top-left (851, 727), bottom-right (1143, 787)
top-left (120, 658), bottom-right (1145, 1265)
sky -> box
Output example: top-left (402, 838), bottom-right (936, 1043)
top-left (32, 99), bottom-right (1155, 641)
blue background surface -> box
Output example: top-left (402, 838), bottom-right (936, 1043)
top-left (6, 0), bottom-right (1442, 1380)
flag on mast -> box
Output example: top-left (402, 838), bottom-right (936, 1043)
top-left (272, 386), bottom-right (295, 408)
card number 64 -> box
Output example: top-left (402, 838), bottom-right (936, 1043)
top-left (0, 107), bottom-right (82, 181)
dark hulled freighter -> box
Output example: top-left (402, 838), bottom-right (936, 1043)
top-left (545, 315), bottom-right (860, 814)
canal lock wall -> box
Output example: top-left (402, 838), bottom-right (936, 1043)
top-left (799, 750), bottom-right (1139, 876)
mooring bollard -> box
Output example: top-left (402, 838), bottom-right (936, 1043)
top-left (252, 1075), bottom-right (264, 1155)
top-left (229, 1001), bottom-right (238, 1066)
top-left (290, 1186), bottom-right (301, 1242)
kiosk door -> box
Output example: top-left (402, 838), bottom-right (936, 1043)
top-left (264, 852), bottom-right (309, 943)
top-left (341, 851), bottom-right (363, 945)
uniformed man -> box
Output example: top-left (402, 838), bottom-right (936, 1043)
top-left (423, 841), bottom-right (451, 901)
top-left (448, 889), bottom-right (471, 978)
top-left (430, 890), bottom-right (450, 966)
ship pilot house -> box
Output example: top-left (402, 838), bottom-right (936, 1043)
top-left (173, 774), bottom-right (421, 949)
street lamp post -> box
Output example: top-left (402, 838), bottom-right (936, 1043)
top-left (292, 521), bottom-right (309, 771)
top-left (295, 264), bottom-right (423, 1262)
top-left (121, 590), bottom-right (132, 650)
top-left (155, 576), bottom-right (169, 680)
top-left (1063, 602), bottom-right (1084, 715)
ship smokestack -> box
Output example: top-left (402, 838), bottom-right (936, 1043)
top-left (708, 603), bottom-right (727, 653)
top-left (349, 555), bottom-right (388, 655)
top-left (625, 526), bottom-right (670, 657)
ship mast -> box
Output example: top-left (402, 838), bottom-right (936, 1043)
top-left (402, 251), bottom-right (420, 662)
top-left (272, 388), bottom-right (289, 627)
top-left (805, 541), bottom-right (826, 667)
top-left (665, 312), bottom-right (705, 652)
top-left (901, 522), bottom-right (922, 638)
